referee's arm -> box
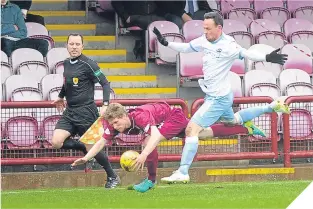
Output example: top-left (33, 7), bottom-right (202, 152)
top-left (88, 61), bottom-right (111, 105)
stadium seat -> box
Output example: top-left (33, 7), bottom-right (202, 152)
top-left (282, 44), bottom-right (313, 75)
top-left (244, 70), bottom-right (277, 96)
top-left (283, 18), bottom-right (313, 39)
top-left (46, 48), bottom-right (70, 73)
top-left (115, 13), bottom-right (142, 47)
top-left (11, 87), bottom-right (43, 101)
top-left (223, 20), bottom-right (248, 34)
top-left (182, 20), bottom-right (203, 42)
top-left (231, 59), bottom-right (245, 76)
top-left (249, 83), bottom-right (281, 99)
top-left (289, 31), bottom-right (313, 53)
top-left (250, 19), bottom-right (286, 49)
top-left (177, 52), bottom-right (203, 96)
top-left (147, 21), bottom-right (182, 60)
top-left (1, 50), bottom-right (8, 63)
top-left (288, 109), bottom-right (313, 140)
top-left (148, 21), bottom-right (185, 65)
top-left (223, 19), bottom-right (253, 50)
top-left (48, 87), bottom-right (62, 101)
top-left (228, 31), bottom-right (254, 50)
top-left (245, 44), bottom-right (282, 78)
top-left (41, 115), bottom-right (62, 147)
top-left (221, 0), bottom-right (256, 27)
top-left (254, 0), bottom-right (290, 27)
top-left (279, 69), bottom-right (311, 95)
top-left (4, 75), bottom-right (39, 101)
top-left (228, 71), bottom-right (243, 97)
top-left (285, 82), bottom-right (313, 96)
top-left (1, 62), bottom-right (12, 85)
top-left (26, 22), bottom-right (55, 49)
top-left (11, 48), bottom-right (48, 84)
top-left (40, 74), bottom-right (63, 100)
top-left (286, 0), bottom-right (313, 24)
top-left (5, 116), bottom-right (40, 148)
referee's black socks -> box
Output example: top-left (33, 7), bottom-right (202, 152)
top-left (94, 151), bottom-right (117, 178)
top-left (61, 138), bottom-right (88, 154)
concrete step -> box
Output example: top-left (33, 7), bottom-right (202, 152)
top-left (31, 0), bottom-right (68, 11)
top-left (53, 36), bottom-right (115, 49)
top-left (99, 63), bottom-right (146, 75)
top-left (46, 24), bottom-right (96, 36)
top-left (83, 49), bottom-right (126, 62)
top-left (113, 88), bottom-right (177, 99)
top-left (29, 11), bottom-right (86, 24)
top-left (107, 76), bottom-right (157, 88)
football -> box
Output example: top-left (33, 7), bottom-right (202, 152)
top-left (120, 150), bottom-right (139, 172)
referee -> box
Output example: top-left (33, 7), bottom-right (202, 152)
top-left (51, 34), bottom-right (120, 189)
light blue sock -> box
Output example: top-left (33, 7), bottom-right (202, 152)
top-left (178, 136), bottom-right (199, 175)
top-left (238, 105), bottom-right (273, 123)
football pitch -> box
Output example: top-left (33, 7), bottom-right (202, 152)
top-left (2, 180), bottom-right (310, 209)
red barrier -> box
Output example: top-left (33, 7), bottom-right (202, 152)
top-left (191, 96), bottom-right (279, 162)
top-left (1, 99), bottom-right (188, 165)
top-left (283, 96), bottom-right (313, 167)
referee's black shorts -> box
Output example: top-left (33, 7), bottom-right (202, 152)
top-left (55, 103), bottom-right (99, 136)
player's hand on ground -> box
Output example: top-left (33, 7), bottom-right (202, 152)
top-left (153, 27), bottom-right (168, 46)
top-left (265, 48), bottom-right (288, 65)
top-left (71, 157), bottom-right (88, 167)
top-left (132, 153), bottom-right (147, 171)
top-left (99, 105), bottom-right (108, 117)
top-left (51, 97), bottom-right (66, 113)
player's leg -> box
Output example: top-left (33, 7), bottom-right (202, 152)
top-left (76, 104), bottom-right (120, 188)
top-left (198, 124), bottom-right (250, 139)
top-left (131, 136), bottom-right (158, 193)
top-left (222, 99), bottom-right (290, 125)
top-left (161, 94), bottom-right (232, 183)
top-left (134, 108), bottom-right (189, 192)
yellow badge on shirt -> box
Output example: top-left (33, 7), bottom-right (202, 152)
top-left (73, 77), bottom-right (79, 86)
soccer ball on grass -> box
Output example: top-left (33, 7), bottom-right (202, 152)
top-left (120, 150), bottom-right (139, 172)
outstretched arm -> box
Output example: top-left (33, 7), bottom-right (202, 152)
top-left (71, 138), bottom-right (106, 166)
top-left (241, 48), bottom-right (288, 65)
top-left (153, 27), bottom-right (201, 53)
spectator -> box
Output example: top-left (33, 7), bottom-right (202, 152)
top-left (155, 1), bottom-right (186, 29)
top-left (183, 0), bottom-right (213, 21)
top-left (1, 0), bottom-right (48, 57)
top-left (10, 0), bottom-right (45, 26)
top-left (111, 0), bottom-right (165, 60)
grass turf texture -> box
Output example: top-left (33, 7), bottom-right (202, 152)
top-left (2, 180), bottom-right (310, 209)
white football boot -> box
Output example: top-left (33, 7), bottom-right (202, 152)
top-left (161, 170), bottom-right (190, 184)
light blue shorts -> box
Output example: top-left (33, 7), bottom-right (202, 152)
top-left (191, 91), bottom-right (235, 128)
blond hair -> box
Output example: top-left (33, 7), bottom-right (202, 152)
top-left (103, 103), bottom-right (127, 121)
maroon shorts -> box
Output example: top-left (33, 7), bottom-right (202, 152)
top-left (158, 108), bottom-right (189, 139)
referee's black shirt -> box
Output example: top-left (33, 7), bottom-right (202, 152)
top-left (58, 54), bottom-right (110, 108)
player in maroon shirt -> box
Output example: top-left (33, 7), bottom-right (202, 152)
top-left (72, 102), bottom-right (266, 192)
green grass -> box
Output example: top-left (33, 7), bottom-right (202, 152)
top-left (2, 180), bottom-right (310, 209)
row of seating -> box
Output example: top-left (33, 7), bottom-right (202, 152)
top-left (1, 47), bottom-right (69, 86)
top-left (2, 100), bottom-right (312, 148)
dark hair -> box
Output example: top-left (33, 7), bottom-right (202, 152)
top-left (67, 33), bottom-right (84, 44)
top-left (204, 12), bottom-right (223, 27)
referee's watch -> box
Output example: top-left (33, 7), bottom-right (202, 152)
top-left (103, 101), bottom-right (109, 106)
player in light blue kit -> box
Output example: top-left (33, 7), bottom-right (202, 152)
top-left (153, 12), bottom-right (290, 183)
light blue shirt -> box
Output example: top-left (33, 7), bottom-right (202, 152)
top-left (189, 33), bottom-right (245, 96)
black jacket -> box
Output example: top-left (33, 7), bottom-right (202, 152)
top-left (198, 0), bottom-right (213, 12)
top-left (155, 1), bottom-right (186, 18)
top-left (10, 0), bottom-right (32, 10)
top-left (111, 0), bottom-right (159, 22)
